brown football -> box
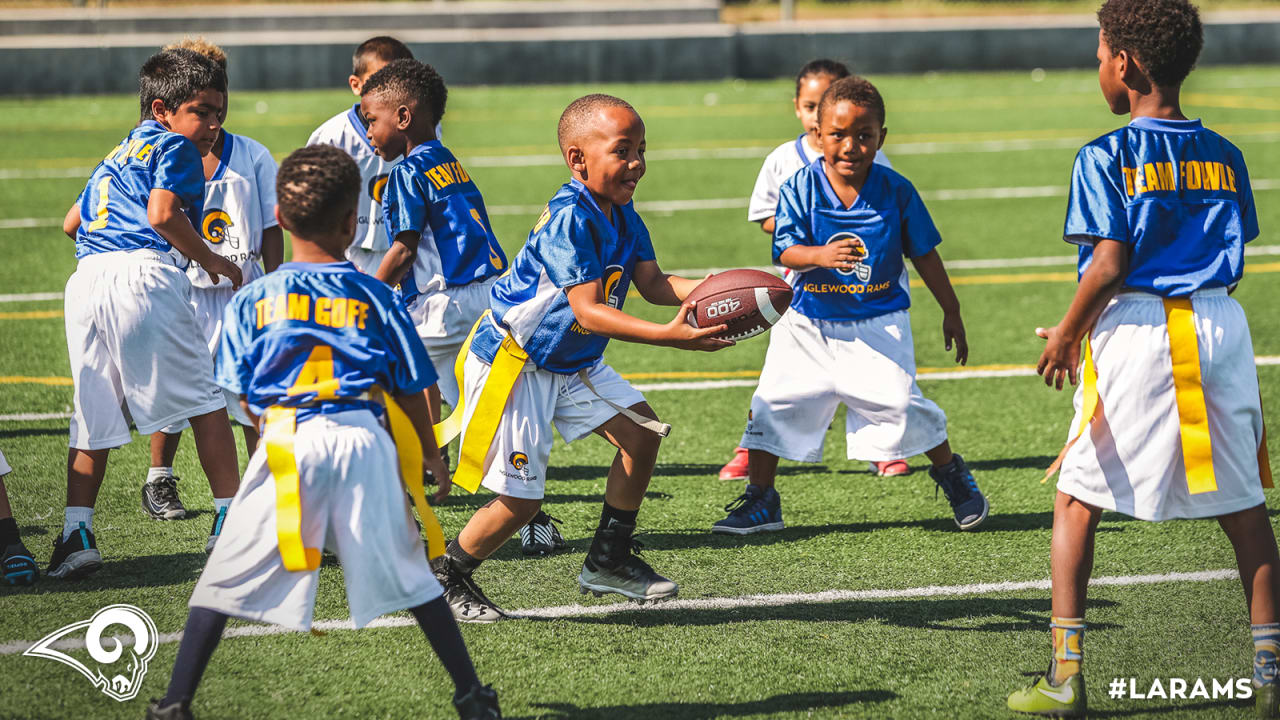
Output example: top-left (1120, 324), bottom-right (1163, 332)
top-left (684, 269), bottom-right (792, 341)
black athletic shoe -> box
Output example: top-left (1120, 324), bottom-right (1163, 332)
top-left (432, 557), bottom-right (506, 623)
top-left (145, 699), bottom-right (193, 720)
top-left (2, 540), bottom-right (38, 585)
top-left (205, 506), bottom-right (228, 554)
top-left (519, 511), bottom-right (567, 557)
top-left (578, 519), bottom-right (677, 603)
top-left (454, 683), bottom-right (501, 720)
top-left (47, 522), bottom-right (102, 580)
top-left (142, 475), bottom-right (187, 520)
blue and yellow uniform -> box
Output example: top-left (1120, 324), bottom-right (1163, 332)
top-left (1057, 116), bottom-right (1268, 520)
top-left (192, 260), bottom-right (446, 631)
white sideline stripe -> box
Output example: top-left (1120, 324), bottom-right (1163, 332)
top-left (0, 412), bottom-right (71, 422)
top-left (0, 292), bottom-right (62, 302)
top-left (0, 568), bottom-right (1237, 656)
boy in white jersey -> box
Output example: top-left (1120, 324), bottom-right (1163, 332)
top-left (143, 39), bottom-right (283, 532)
top-left (720, 59), bottom-right (899, 481)
top-left (1007, 2), bottom-right (1280, 716)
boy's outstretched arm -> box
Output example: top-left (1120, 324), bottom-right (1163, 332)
top-left (909, 249), bottom-right (968, 366)
top-left (565, 279), bottom-right (732, 351)
top-left (373, 231), bottom-right (418, 287)
top-left (261, 226), bottom-right (284, 273)
top-left (148, 189), bottom-right (243, 289)
top-left (632, 259), bottom-right (704, 306)
top-left (394, 389), bottom-right (452, 503)
top-left (1037, 238), bottom-right (1129, 391)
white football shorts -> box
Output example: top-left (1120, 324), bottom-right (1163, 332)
top-left (162, 283), bottom-right (254, 432)
top-left (0, 449), bottom-right (10, 476)
top-left (1058, 289), bottom-right (1267, 521)
top-left (459, 351), bottom-right (647, 500)
top-left (189, 409), bottom-right (442, 630)
top-left (741, 309), bottom-right (948, 463)
top-left (409, 277), bottom-right (497, 406)
top-left (64, 250), bottom-right (227, 449)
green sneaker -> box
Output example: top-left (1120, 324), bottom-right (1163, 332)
top-left (1258, 682), bottom-right (1279, 719)
top-left (1007, 673), bottom-right (1086, 717)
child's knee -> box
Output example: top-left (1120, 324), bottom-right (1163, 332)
top-left (496, 495), bottom-right (542, 525)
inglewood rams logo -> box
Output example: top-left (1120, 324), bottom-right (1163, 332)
top-left (368, 174), bottom-right (389, 204)
top-left (509, 452), bottom-right (529, 473)
top-left (828, 231), bottom-right (872, 282)
top-left (201, 209), bottom-right (234, 245)
top-left (603, 265), bottom-right (625, 309)
top-left (24, 604), bottom-right (158, 702)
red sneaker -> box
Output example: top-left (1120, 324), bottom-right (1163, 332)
top-left (718, 447), bottom-right (750, 480)
top-left (871, 460), bottom-right (912, 477)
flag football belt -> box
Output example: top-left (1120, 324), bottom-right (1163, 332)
top-left (433, 311), bottom-right (671, 495)
top-left (263, 388), bottom-right (446, 573)
top-left (1045, 294), bottom-right (1272, 492)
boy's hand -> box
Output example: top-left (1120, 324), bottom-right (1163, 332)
top-left (665, 302), bottom-right (734, 351)
top-left (942, 311), bottom-right (968, 365)
top-left (814, 237), bottom-right (862, 272)
top-left (1036, 325), bottom-right (1080, 391)
top-left (425, 455), bottom-right (452, 503)
top-left (203, 255), bottom-right (244, 290)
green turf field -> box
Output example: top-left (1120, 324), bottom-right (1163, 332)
top-left (2, 65), bottom-right (1280, 719)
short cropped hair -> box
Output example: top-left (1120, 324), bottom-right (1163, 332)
top-left (352, 36), bottom-right (413, 78)
top-left (817, 76), bottom-right (886, 127)
top-left (1098, 0), bottom-right (1202, 87)
top-left (557, 94), bottom-right (636, 153)
top-left (361, 59), bottom-right (448, 128)
top-left (162, 37), bottom-right (227, 71)
top-left (138, 48), bottom-right (227, 122)
top-left (795, 59), bottom-right (850, 96)
top-left (278, 145), bottom-right (361, 237)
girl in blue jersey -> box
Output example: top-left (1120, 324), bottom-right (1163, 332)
top-left (712, 76), bottom-right (989, 537)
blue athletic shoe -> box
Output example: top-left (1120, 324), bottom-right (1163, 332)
top-left (205, 506), bottom-right (228, 554)
top-left (711, 485), bottom-right (783, 535)
top-left (929, 453), bottom-right (988, 530)
top-left (3, 540), bottom-right (38, 585)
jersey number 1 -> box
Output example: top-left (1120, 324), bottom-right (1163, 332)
top-left (86, 177), bottom-right (111, 232)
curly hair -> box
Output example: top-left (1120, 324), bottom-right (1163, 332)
top-left (1098, 0), bottom-right (1202, 87)
top-left (557, 94), bottom-right (637, 153)
top-left (278, 145), bottom-right (361, 237)
top-left (795, 59), bottom-right (850, 97)
top-left (138, 48), bottom-right (226, 122)
top-left (360, 58), bottom-right (447, 128)
top-left (817, 75), bottom-right (886, 128)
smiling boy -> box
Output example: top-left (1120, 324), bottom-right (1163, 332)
top-left (427, 94), bottom-right (732, 622)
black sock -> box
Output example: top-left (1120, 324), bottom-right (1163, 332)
top-left (410, 597), bottom-right (481, 700)
top-left (445, 539), bottom-right (483, 576)
top-left (0, 517), bottom-right (18, 546)
top-left (162, 607), bottom-right (229, 707)
top-left (598, 502), bottom-right (638, 530)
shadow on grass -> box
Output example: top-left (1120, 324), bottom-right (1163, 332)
top-left (1090, 698), bottom-right (1252, 717)
top-left (2, 551), bottom-right (210, 595)
top-left (0, 427), bottom-right (67, 439)
top-left (510, 689), bottom-right (896, 720)
top-left (545, 463), bottom-right (820, 483)
top-left (539, 595), bottom-right (1118, 632)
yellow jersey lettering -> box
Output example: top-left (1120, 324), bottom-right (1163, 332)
top-left (1157, 162), bottom-right (1175, 192)
top-left (1143, 163), bottom-right (1162, 192)
top-left (288, 293), bottom-right (310, 322)
top-left (1203, 162), bottom-right (1222, 191)
top-left (1121, 167), bottom-right (1136, 197)
top-left (452, 161), bottom-right (471, 183)
top-left (255, 298), bottom-right (268, 328)
top-left (329, 297), bottom-right (347, 327)
top-left (315, 297), bottom-right (332, 326)
top-left (351, 299), bottom-right (369, 329)
top-left (1226, 165), bottom-right (1237, 192)
top-left (1182, 161), bottom-right (1202, 190)
top-left (104, 144), bottom-right (125, 163)
top-left (570, 321), bottom-right (591, 335)
top-left (436, 164), bottom-right (456, 186)
top-left (134, 143), bottom-right (154, 163)
top-left (86, 177), bottom-right (111, 232)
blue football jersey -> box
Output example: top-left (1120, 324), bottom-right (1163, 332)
top-left (216, 262), bottom-right (438, 422)
top-left (74, 120), bottom-right (205, 260)
top-left (381, 141), bottom-right (507, 303)
top-left (470, 179), bottom-right (657, 374)
top-left (1065, 117), bottom-right (1259, 296)
top-left (774, 159), bottom-right (942, 321)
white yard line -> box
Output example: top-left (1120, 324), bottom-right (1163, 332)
top-left (0, 412), bottom-right (71, 422)
top-left (0, 568), bottom-right (1238, 656)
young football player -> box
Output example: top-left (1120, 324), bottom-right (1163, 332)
top-left (719, 58), bottom-right (898, 481)
top-left (143, 38), bottom-right (283, 532)
top-left (52, 48), bottom-right (242, 579)
top-left (0, 450), bottom-right (38, 585)
top-left (1007, 1), bottom-right (1279, 716)
top-left (146, 144), bottom-right (499, 720)
top-left (711, 76), bottom-right (989, 536)
top-left (427, 94), bottom-right (732, 623)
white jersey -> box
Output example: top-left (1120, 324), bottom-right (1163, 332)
top-left (188, 132), bottom-right (278, 289)
top-left (748, 134), bottom-right (893, 222)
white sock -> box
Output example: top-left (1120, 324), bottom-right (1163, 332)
top-left (146, 466), bottom-right (174, 483)
top-left (213, 497), bottom-right (232, 513)
top-left (63, 506), bottom-right (94, 541)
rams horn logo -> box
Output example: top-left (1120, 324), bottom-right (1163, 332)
top-left (509, 452), bottom-right (529, 471)
top-left (368, 174), bottom-right (389, 204)
top-left (201, 209), bottom-right (233, 244)
top-left (827, 232), bottom-right (872, 282)
top-left (24, 604), bottom-right (158, 702)
top-left (603, 265), bottom-right (625, 309)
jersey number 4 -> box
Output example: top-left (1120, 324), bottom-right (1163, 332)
top-left (287, 345), bottom-right (341, 401)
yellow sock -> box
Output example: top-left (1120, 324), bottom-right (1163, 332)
top-left (1050, 616), bottom-right (1085, 685)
